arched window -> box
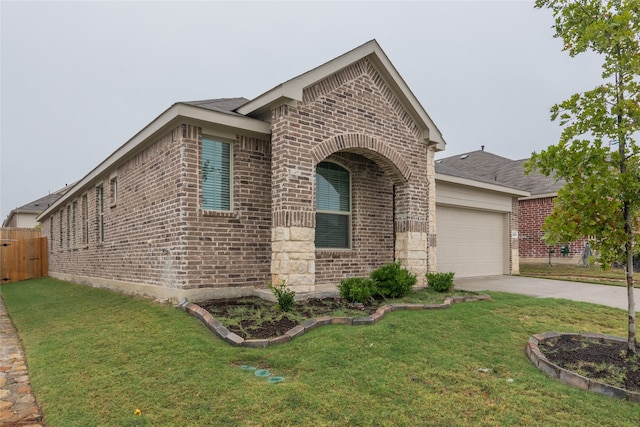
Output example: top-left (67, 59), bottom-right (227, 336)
top-left (316, 161), bottom-right (351, 248)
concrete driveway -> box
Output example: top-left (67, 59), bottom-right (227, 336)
top-left (454, 275), bottom-right (635, 310)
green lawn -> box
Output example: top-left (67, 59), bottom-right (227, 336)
top-left (3, 278), bottom-right (640, 426)
top-left (520, 262), bottom-right (640, 287)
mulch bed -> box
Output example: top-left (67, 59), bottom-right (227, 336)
top-left (539, 335), bottom-right (640, 393)
top-left (200, 297), bottom-right (371, 340)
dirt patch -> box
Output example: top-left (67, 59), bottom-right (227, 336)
top-left (539, 335), bottom-right (640, 392)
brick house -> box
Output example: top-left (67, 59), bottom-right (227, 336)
top-left (435, 149), bottom-right (589, 264)
top-left (2, 187), bottom-right (69, 228)
top-left (37, 41), bottom-right (524, 302)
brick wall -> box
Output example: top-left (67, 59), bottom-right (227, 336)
top-left (45, 126), bottom-right (189, 288)
top-left (44, 125), bottom-right (273, 292)
top-left (180, 134), bottom-right (272, 290)
top-left (271, 57), bottom-right (433, 286)
top-left (518, 197), bottom-right (589, 261)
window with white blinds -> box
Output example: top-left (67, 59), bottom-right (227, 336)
top-left (202, 138), bottom-right (231, 211)
top-left (315, 161), bottom-right (350, 248)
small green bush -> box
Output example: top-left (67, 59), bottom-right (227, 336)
top-left (269, 280), bottom-right (296, 312)
top-left (426, 272), bottom-right (455, 292)
top-left (370, 261), bottom-right (417, 298)
top-left (338, 277), bottom-right (377, 303)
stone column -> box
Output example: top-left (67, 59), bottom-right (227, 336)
top-left (395, 228), bottom-right (428, 287)
top-left (271, 224), bottom-right (316, 292)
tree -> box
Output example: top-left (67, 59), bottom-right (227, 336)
top-left (529, 0), bottom-right (640, 354)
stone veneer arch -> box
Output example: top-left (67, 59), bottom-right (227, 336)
top-left (310, 133), bottom-right (412, 185)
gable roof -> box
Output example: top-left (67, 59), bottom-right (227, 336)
top-left (3, 185), bottom-right (71, 227)
top-left (38, 41), bottom-right (446, 221)
top-left (237, 40), bottom-right (446, 151)
top-left (182, 97), bottom-right (249, 116)
top-left (435, 150), bottom-right (564, 197)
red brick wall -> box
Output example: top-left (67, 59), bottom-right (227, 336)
top-left (518, 197), bottom-right (589, 260)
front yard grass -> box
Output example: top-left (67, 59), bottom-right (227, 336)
top-left (3, 278), bottom-right (640, 426)
top-left (520, 262), bottom-right (640, 287)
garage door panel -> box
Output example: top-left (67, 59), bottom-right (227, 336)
top-left (437, 206), bottom-right (505, 277)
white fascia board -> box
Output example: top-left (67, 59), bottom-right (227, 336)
top-left (435, 173), bottom-right (530, 198)
top-left (519, 192), bottom-right (558, 201)
top-left (37, 104), bottom-right (270, 221)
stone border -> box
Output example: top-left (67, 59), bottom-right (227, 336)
top-left (526, 332), bottom-right (640, 402)
top-left (180, 294), bottom-right (491, 348)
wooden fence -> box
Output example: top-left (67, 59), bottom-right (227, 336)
top-left (0, 228), bottom-right (48, 284)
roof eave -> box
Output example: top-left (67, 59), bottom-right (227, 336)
top-left (37, 104), bottom-right (271, 221)
top-left (237, 40), bottom-right (446, 149)
top-left (435, 173), bottom-right (530, 198)
top-left (519, 191), bottom-right (558, 201)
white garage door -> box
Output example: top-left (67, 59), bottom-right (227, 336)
top-left (436, 206), bottom-right (506, 277)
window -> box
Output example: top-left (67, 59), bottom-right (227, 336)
top-left (201, 137), bottom-right (231, 211)
top-left (66, 205), bottom-right (71, 248)
top-left (97, 185), bottom-right (104, 242)
top-left (315, 161), bottom-right (351, 248)
top-left (81, 194), bottom-right (89, 245)
top-left (59, 211), bottom-right (63, 249)
top-left (71, 201), bottom-right (77, 247)
top-left (110, 176), bottom-right (118, 207)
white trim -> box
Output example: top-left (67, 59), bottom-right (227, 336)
top-left (519, 192), bottom-right (558, 201)
top-left (435, 173), bottom-right (530, 198)
top-left (315, 160), bottom-right (352, 249)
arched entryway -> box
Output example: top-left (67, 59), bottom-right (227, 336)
top-left (271, 133), bottom-right (433, 292)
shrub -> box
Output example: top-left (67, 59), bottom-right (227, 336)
top-left (269, 280), bottom-right (296, 312)
top-left (370, 261), bottom-right (416, 298)
top-left (426, 272), bottom-right (455, 292)
top-left (338, 277), bottom-right (377, 303)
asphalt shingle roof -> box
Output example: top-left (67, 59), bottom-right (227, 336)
top-left (182, 97), bottom-right (250, 116)
top-left (13, 193), bottom-right (63, 214)
top-left (435, 150), bottom-right (564, 196)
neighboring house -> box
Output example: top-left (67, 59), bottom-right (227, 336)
top-left (435, 149), bottom-right (590, 264)
top-left (2, 187), bottom-right (70, 228)
top-left (37, 40), bottom-right (524, 302)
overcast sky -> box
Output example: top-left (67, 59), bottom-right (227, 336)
top-left (1, 0), bottom-right (603, 221)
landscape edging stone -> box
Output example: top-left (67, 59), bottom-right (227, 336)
top-left (526, 332), bottom-right (639, 402)
top-left (181, 294), bottom-right (491, 348)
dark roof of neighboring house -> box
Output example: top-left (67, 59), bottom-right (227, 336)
top-left (435, 150), bottom-right (564, 196)
top-left (182, 97), bottom-right (250, 116)
top-left (2, 185), bottom-right (73, 227)
top-left (13, 193), bottom-right (64, 214)
top-left (2, 193), bottom-right (61, 227)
